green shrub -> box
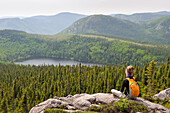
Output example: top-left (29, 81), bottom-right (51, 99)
top-left (143, 95), bottom-right (170, 109)
top-left (91, 98), bottom-right (149, 113)
top-left (44, 109), bottom-right (99, 113)
top-left (72, 111), bottom-right (98, 113)
top-left (113, 98), bottom-right (148, 113)
top-left (60, 104), bottom-right (67, 109)
top-left (89, 105), bottom-right (103, 112)
top-left (163, 102), bottom-right (170, 109)
top-left (154, 98), bottom-right (170, 109)
top-left (101, 106), bottom-right (115, 113)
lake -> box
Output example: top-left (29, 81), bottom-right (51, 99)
top-left (15, 57), bottom-right (101, 66)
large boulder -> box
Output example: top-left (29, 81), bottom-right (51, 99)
top-left (29, 93), bottom-right (169, 113)
top-left (29, 93), bottom-right (116, 113)
top-left (154, 88), bottom-right (170, 100)
top-left (72, 94), bottom-right (95, 110)
top-left (29, 99), bottom-right (71, 113)
top-left (92, 93), bottom-right (119, 104)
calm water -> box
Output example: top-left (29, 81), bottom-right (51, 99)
top-left (15, 58), bottom-right (101, 66)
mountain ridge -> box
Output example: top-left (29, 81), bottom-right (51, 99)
top-left (60, 15), bottom-right (148, 40)
top-left (0, 12), bottom-right (86, 35)
top-left (59, 15), bottom-right (170, 44)
top-left (0, 11), bottom-right (169, 35)
top-left (111, 11), bottom-right (170, 23)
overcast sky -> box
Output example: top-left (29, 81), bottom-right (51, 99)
top-left (0, 0), bottom-right (170, 17)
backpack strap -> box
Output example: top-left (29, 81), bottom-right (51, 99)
top-left (126, 77), bottom-right (135, 80)
top-left (126, 78), bottom-right (130, 80)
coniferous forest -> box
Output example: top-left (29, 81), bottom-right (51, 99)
top-left (0, 29), bottom-right (169, 112)
top-left (0, 58), bottom-right (169, 112)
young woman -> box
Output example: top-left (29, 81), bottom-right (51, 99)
top-left (111, 65), bottom-right (139, 99)
top-left (121, 65), bottom-right (135, 96)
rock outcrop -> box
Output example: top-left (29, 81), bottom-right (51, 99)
top-left (30, 92), bottom-right (169, 113)
top-left (154, 88), bottom-right (170, 100)
top-left (30, 93), bottom-right (119, 113)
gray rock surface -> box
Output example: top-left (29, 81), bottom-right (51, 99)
top-left (136, 98), bottom-right (168, 112)
top-left (30, 92), bottom-right (170, 113)
top-left (154, 88), bottom-right (170, 100)
top-left (29, 93), bottom-right (116, 113)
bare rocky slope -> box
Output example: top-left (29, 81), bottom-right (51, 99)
top-left (30, 88), bottom-right (170, 113)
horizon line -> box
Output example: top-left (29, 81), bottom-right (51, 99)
top-left (0, 10), bottom-right (170, 19)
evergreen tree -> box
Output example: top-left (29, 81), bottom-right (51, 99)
top-left (19, 91), bottom-right (28, 113)
top-left (0, 58), bottom-right (169, 112)
top-left (145, 60), bottom-right (156, 96)
top-left (0, 98), bottom-right (7, 113)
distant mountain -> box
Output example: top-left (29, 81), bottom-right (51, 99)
top-left (154, 11), bottom-right (170, 15)
top-left (60, 15), bottom-right (170, 44)
top-left (0, 18), bottom-right (29, 32)
top-left (146, 16), bottom-right (170, 40)
top-left (60, 15), bottom-right (150, 41)
top-left (111, 11), bottom-right (170, 23)
top-left (0, 12), bottom-right (86, 35)
top-left (0, 11), bottom-right (169, 35)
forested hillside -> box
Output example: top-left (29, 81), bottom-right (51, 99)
top-left (0, 30), bottom-right (169, 65)
top-left (145, 16), bottom-right (170, 40)
top-left (0, 59), bottom-right (169, 112)
top-left (60, 15), bottom-right (170, 44)
top-left (60, 15), bottom-right (149, 40)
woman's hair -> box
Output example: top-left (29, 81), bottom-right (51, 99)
top-left (125, 65), bottom-right (134, 75)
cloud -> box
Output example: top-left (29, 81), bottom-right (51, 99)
top-left (0, 0), bottom-right (169, 17)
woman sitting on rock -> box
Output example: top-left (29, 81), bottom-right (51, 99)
top-left (111, 65), bottom-right (140, 99)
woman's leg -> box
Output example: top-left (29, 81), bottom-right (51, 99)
top-left (111, 89), bottom-right (126, 98)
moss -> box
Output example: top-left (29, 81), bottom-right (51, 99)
top-left (89, 105), bottom-right (103, 112)
top-left (113, 98), bottom-right (148, 113)
top-left (155, 98), bottom-right (170, 109)
top-left (101, 106), bottom-right (115, 113)
top-left (44, 109), bottom-right (68, 113)
top-left (143, 95), bottom-right (170, 109)
top-left (72, 111), bottom-right (98, 113)
top-left (60, 104), bottom-right (67, 109)
top-left (44, 109), bottom-right (99, 113)
top-left (163, 102), bottom-right (170, 109)
top-left (88, 98), bottom-right (148, 113)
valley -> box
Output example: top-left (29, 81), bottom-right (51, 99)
top-left (0, 11), bottom-right (169, 113)
top-left (0, 30), bottom-right (169, 66)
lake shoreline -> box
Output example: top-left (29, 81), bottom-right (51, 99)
top-left (14, 56), bottom-right (106, 66)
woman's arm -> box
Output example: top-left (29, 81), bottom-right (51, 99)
top-left (121, 79), bottom-right (129, 93)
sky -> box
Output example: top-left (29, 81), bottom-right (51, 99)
top-left (0, 0), bottom-right (170, 17)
